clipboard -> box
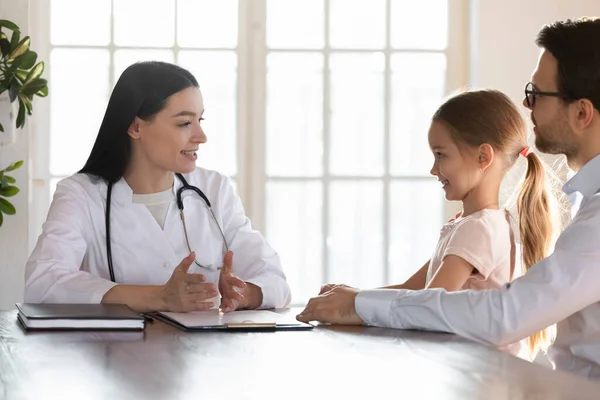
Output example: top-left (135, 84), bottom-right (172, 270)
top-left (151, 310), bottom-right (313, 332)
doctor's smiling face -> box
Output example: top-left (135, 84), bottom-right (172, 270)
top-left (127, 86), bottom-right (207, 174)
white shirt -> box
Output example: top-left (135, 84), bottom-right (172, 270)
top-left (132, 187), bottom-right (174, 229)
top-left (25, 167), bottom-right (291, 309)
top-left (356, 154), bottom-right (600, 379)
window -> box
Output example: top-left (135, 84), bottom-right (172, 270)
top-left (31, 0), bottom-right (466, 304)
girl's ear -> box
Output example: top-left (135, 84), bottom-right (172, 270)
top-left (478, 143), bottom-right (494, 171)
top-left (128, 117), bottom-right (142, 139)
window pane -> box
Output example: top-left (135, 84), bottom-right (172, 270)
top-left (389, 180), bottom-right (443, 283)
top-left (178, 51), bottom-right (238, 176)
top-left (50, 49), bottom-right (110, 176)
top-left (114, 0), bottom-right (175, 47)
top-left (390, 53), bottom-right (446, 176)
top-left (267, 0), bottom-right (324, 49)
top-left (329, 0), bottom-right (385, 49)
top-left (177, 0), bottom-right (238, 48)
top-left (50, 0), bottom-right (111, 45)
top-left (114, 50), bottom-right (175, 84)
top-left (329, 181), bottom-right (384, 288)
top-left (266, 53), bottom-right (323, 177)
top-left (266, 181), bottom-right (323, 305)
top-left (330, 53), bottom-right (384, 176)
top-left (391, 0), bottom-right (448, 50)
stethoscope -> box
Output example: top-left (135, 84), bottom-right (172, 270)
top-left (105, 173), bottom-right (229, 282)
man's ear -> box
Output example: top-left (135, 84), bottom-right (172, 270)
top-left (478, 143), bottom-right (494, 171)
top-left (573, 98), bottom-right (595, 130)
top-left (127, 117), bottom-right (142, 139)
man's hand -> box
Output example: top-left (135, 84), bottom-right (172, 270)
top-left (297, 286), bottom-right (363, 325)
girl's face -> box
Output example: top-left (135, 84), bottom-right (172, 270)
top-left (129, 86), bottom-right (207, 174)
top-left (428, 121), bottom-right (483, 201)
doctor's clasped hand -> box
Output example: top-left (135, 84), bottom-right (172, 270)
top-left (159, 252), bottom-right (218, 312)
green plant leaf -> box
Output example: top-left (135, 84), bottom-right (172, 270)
top-left (0, 37), bottom-right (10, 56)
top-left (4, 175), bottom-right (15, 184)
top-left (24, 61), bottom-right (44, 85)
top-left (0, 178), bottom-right (6, 189)
top-left (22, 78), bottom-right (47, 96)
top-left (8, 83), bottom-right (17, 102)
top-left (36, 86), bottom-right (48, 97)
top-left (0, 186), bottom-right (19, 197)
top-left (16, 97), bottom-right (25, 128)
top-left (0, 198), bottom-right (16, 215)
top-left (0, 122), bottom-right (3, 132)
top-left (6, 50), bottom-right (31, 73)
top-left (14, 50), bottom-right (37, 71)
top-left (0, 20), bottom-right (20, 32)
top-left (19, 93), bottom-right (32, 114)
top-left (15, 70), bottom-right (28, 81)
top-left (6, 160), bottom-right (23, 172)
top-left (10, 29), bottom-right (20, 52)
top-left (8, 36), bottom-right (30, 60)
top-left (0, 210), bottom-right (3, 227)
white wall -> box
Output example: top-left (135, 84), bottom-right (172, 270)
top-left (470, 0), bottom-right (600, 113)
top-left (0, 0), bottom-right (30, 310)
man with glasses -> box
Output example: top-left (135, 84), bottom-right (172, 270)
top-left (298, 17), bottom-right (600, 379)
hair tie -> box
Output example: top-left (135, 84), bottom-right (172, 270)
top-left (520, 146), bottom-right (532, 158)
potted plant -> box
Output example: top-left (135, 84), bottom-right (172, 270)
top-left (0, 19), bottom-right (48, 227)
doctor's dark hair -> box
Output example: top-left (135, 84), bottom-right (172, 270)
top-left (79, 61), bottom-right (199, 183)
top-left (432, 89), bottom-right (558, 358)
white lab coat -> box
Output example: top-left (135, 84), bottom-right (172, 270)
top-left (25, 167), bottom-right (291, 309)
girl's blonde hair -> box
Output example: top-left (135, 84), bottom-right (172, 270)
top-left (432, 89), bottom-right (559, 357)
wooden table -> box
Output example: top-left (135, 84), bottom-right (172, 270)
top-left (1, 309), bottom-right (599, 400)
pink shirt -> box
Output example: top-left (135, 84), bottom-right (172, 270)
top-left (426, 209), bottom-right (530, 360)
top-left (426, 209), bottom-right (517, 290)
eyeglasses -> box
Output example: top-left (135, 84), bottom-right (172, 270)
top-left (524, 82), bottom-right (569, 107)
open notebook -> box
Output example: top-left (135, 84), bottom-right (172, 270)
top-left (152, 310), bottom-right (313, 331)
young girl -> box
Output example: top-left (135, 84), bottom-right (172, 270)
top-left (319, 89), bottom-right (560, 359)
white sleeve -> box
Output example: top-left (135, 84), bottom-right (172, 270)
top-left (355, 222), bottom-right (600, 347)
top-left (25, 178), bottom-right (117, 303)
top-left (219, 178), bottom-right (291, 309)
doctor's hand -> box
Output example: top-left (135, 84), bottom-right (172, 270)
top-left (297, 286), bottom-right (364, 326)
top-left (160, 252), bottom-right (219, 312)
top-left (219, 251), bottom-right (263, 312)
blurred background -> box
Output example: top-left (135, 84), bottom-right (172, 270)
top-left (0, 0), bottom-right (598, 309)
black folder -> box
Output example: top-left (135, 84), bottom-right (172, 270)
top-left (16, 303), bottom-right (145, 331)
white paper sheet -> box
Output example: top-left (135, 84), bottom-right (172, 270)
top-left (159, 310), bottom-right (300, 328)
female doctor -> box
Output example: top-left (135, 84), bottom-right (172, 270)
top-left (25, 61), bottom-right (291, 313)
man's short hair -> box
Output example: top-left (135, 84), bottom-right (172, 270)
top-left (536, 17), bottom-right (600, 111)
